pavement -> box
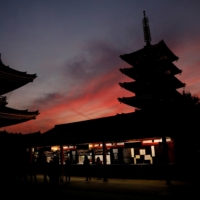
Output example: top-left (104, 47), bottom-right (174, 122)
top-left (1, 175), bottom-right (198, 200)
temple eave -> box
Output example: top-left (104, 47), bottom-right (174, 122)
top-left (118, 97), bottom-right (142, 109)
top-left (120, 40), bottom-right (179, 67)
top-left (0, 110), bottom-right (39, 128)
top-left (119, 80), bottom-right (185, 92)
top-left (0, 71), bottom-right (37, 81)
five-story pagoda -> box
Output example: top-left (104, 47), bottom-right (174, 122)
top-left (118, 11), bottom-right (185, 111)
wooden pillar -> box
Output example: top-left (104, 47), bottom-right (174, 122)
top-left (42, 149), bottom-right (48, 183)
top-left (162, 135), bottom-right (171, 185)
top-left (102, 142), bottom-right (108, 182)
top-left (29, 147), bottom-right (33, 182)
top-left (60, 145), bottom-right (64, 182)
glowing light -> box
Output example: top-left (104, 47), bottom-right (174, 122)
top-left (151, 146), bottom-right (155, 157)
top-left (131, 148), bottom-right (134, 157)
top-left (51, 146), bottom-right (60, 151)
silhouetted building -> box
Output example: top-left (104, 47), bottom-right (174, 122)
top-left (0, 54), bottom-right (39, 127)
top-left (118, 11), bottom-right (185, 110)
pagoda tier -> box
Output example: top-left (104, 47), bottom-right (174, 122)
top-left (118, 95), bottom-right (154, 108)
top-left (120, 61), bottom-right (182, 80)
top-left (118, 90), bottom-right (182, 109)
top-left (120, 40), bottom-right (178, 67)
top-left (0, 54), bottom-right (37, 95)
top-left (119, 75), bottom-right (185, 94)
top-left (0, 106), bottom-right (39, 128)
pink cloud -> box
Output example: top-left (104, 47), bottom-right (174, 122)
top-left (1, 62), bottom-right (133, 133)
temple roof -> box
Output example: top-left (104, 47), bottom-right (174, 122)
top-left (118, 95), bottom-right (152, 109)
top-left (120, 40), bottom-right (179, 67)
top-left (42, 112), bottom-right (165, 146)
top-left (0, 106), bottom-right (39, 127)
top-left (22, 131), bottom-right (42, 147)
top-left (118, 91), bottom-right (183, 109)
top-left (120, 61), bottom-right (182, 80)
top-left (0, 54), bottom-right (37, 95)
top-left (119, 75), bottom-right (185, 94)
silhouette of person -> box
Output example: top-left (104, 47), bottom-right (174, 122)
top-left (65, 158), bottom-right (71, 183)
top-left (51, 156), bottom-right (60, 186)
top-left (48, 158), bottom-right (53, 184)
top-left (83, 155), bottom-right (91, 181)
top-left (96, 157), bottom-right (102, 179)
top-left (30, 156), bottom-right (37, 183)
top-left (42, 153), bottom-right (48, 184)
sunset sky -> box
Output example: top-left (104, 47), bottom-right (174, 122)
top-left (0, 0), bottom-right (200, 134)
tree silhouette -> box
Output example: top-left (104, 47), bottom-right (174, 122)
top-left (181, 91), bottom-right (200, 110)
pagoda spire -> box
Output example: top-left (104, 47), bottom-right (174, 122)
top-left (143, 11), bottom-right (151, 46)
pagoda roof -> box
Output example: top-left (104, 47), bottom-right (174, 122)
top-left (120, 40), bottom-right (179, 67)
top-left (118, 89), bottom-right (183, 109)
top-left (0, 106), bottom-right (39, 128)
top-left (120, 61), bottom-right (182, 80)
top-left (118, 95), bottom-right (153, 109)
top-left (119, 76), bottom-right (185, 93)
top-left (0, 54), bottom-right (37, 95)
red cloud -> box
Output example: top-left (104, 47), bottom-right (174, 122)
top-left (1, 62), bottom-right (133, 134)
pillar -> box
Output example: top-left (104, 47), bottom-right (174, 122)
top-left (60, 145), bottom-right (64, 182)
top-left (102, 142), bottom-right (108, 182)
top-left (162, 135), bottom-right (171, 185)
top-left (29, 147), bottom-right (33, 182)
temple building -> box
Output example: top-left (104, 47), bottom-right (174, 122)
top-left (8, 12), bottom-right (199, 182)
top-left (118, 11), bottom-right (185, 111)
top-left (26, 12), bottom-right (187, 182)
top-left (0, 54), bottom-right (39, 128)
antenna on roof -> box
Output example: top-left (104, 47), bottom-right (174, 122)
top-left (142, 11), bottom-right (151, 46)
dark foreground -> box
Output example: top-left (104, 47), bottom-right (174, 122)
top-left (1, 176), bottom-right (199, 200)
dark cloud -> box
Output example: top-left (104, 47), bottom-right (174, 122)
top-left (62, 39), bottom-right (122, 84)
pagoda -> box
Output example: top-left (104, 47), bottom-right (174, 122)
top-left (118, 11), bottom-right (185, 111)
top-left (0, 54), bottom-right (39, 128)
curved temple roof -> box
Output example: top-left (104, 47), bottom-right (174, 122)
top-left (118, 88), bottom-right (183, 109)
top-left (120, 40), bottom-right (179, 67)
top-left (119, 76), bottom-right (185, 94)
top-left (0, 106), bottom-right (39, 128)
top-left (120, 61), bottom-right (182, 80)
top-left (0, 54), bottom-right (37, 95)
top-left (0, 54), bottom-right (39, 128)
top-left (42, 112), bottom-right (162, 146)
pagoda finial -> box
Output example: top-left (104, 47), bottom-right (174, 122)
top-left (142, 11), bottom-right (151, 46)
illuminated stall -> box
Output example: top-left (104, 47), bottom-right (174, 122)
top-left (40, 133), bottom-right (174, 166)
